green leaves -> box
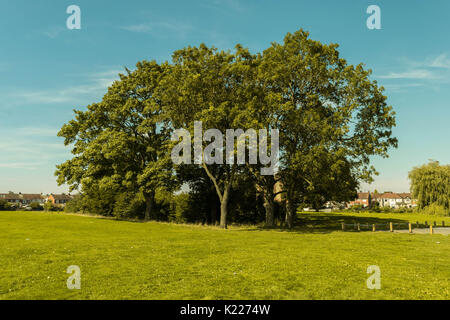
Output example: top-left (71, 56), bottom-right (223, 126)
top-left (56, 60), bottom-right (178, 218)
top-left (409, 161), bottom-right (450, 212)
top-left (56, 28), bottom-right (398, 225)
top-left (257, 28), bottom-right (397, 214)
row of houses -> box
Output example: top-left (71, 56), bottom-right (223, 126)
top-left (348, 192), bottom-right (416, 209)
top-left (0, 192), bottom-right (73, 207)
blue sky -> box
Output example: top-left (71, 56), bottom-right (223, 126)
top-left (1, 0), bottom-right (449, 193)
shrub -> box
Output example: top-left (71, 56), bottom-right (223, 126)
top-left (29, 202), bottom-right (43, 211)
top-left (348, 204), bottom-right (365, 212)
top-left (64, 194), bottom-right (83, 213)
top-left (0, 199), bottom-right (11, 211)
top-left (422, 203), bottom-right (450, 216)
top-left (43, 201), bottom-right (57, 212)
top-left (173, 193), bottom-right (190, 223)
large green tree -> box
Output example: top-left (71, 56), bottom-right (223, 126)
top-left (259, 30), bottom-right (397, 228)
top-left (56, 61), bottom-right (176, 220)
top-left (409, 160), bottom-right (450, 210)
top-left (56, 29), bottom-right (398, 228)
top-left (161, 44), bottom-right (258, 228)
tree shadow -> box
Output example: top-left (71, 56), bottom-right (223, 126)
top-left (236, 212), bottom-right (413, 234)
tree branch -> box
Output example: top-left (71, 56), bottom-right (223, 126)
top-left (202, 162), bottom-right (223, 203)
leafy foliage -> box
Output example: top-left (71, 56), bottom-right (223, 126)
top-left (0, 200), bottom-right (11, 211)
top-left (29, 202), bottom-right (43, 211)
top-left (409, 160), bottom-right (450, 212)
top-left (56, 29), bottom-right (398, 228)
top-left (56, 61), bottom-right (178, 220)
top-left (258, 30), bottom-right (397, 227)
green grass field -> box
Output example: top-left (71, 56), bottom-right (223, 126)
top-left (1, 211), bottom-right (449, 300)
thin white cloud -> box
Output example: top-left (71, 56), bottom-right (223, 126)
top-left (0, 162), bottom-right (42, 170)
top-left (42, 26), bottom-right (67, 39)
top-left (200, 0), bottom-right (245, 13)
top-left (15, 127), bottom-right (59, 137)
top-left (121, 20), bottom-right (193, 38)
top-left (0, 140), bottom-right (68, 155)
top-left (426, 54), bottom-right (450, 69)
top-left (122, 24), bottom-right (152, 33)
top-left (378, 53), bottom-right (450, 83)
top-left (378, 69), bottom-right (436, 80)
top-left (13, 91), bottom-right (73, 104)
top-left (0, 137), bottom-right (70, 173)
top-left (381, 83), bottom-right (423, 92)
top-left (6, 68), bottom-right (122, 105)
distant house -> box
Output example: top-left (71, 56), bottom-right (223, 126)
top-left (348, 191), bottom-right (416, 209)
top-left (324, 201), bottom-right (347, 210)
top-left (373, 192), bottom-right (416, 208)
top-left (22, 194), bottom-right (45, 205)
top-left (0, 192), bottom-right (46, 207)
top-left (1, 192), bottom-right (23, 206)
top-left (47, 194), bottom-right (72, 206)
top-left (398, 193), bottom-right (414, 207)
top-left (348, 192), bottom-right (371, 208)
top-left (1, 192), bottom-right (74, 208)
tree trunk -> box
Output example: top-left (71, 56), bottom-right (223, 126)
top-left (285, 191), bottom-right (295, 229)
top-left (143, 191), bottom-right (155, 221)
top-left (201, 163), bottom-right (234, 230)
top-left (264, 196), bottom-right (274, 227)
top-left (220, 185), bottom-right (230, 229)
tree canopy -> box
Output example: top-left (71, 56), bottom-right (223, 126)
top-left (56, 28), bottom-right (398, 228)
top-left (409, 160), bottom-right (450, 212)
top-left (56, 61), bottom-right (177, 220)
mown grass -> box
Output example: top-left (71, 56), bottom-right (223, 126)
top-left (0, 211), bottom-right (449, 300)
top-left (296, 211), bottom-right (450, 232)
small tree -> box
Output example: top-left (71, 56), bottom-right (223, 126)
top-left (29, 202), bottom-right (43, 211)
top-left (44, 201), bottom-right (53, 212)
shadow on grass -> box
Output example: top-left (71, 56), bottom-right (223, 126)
top-left (64, 211), bottom-right (423, 234)
top-left (236, 213), bottom-right (412, 234)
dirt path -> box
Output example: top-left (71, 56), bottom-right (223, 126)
top-left (387, 227), bottom-right (450, 235)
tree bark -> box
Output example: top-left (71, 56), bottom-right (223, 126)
top-left (285, 191), bottom-right (295, 229)
top-left (202, 162), bottom-right (234, 229)
top-left (143, 191), bottom-right (155, 221)
top-left (264, 196), bottom-right (275, 227)
top-left (220, 183), bottom-right (231, 229)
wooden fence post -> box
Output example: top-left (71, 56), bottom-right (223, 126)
top-left (341, 223), bottom-right (345, 231)
top-left (430, 225), bottom-right (433, 235)
top-left (408, 223), bottom-right (412, 233)
top-left (390, 222), bottom-right (393, 232)
top-left (357, 223), bottom-right (360, 231)
top-left (372, 224), bottom-right (376, 232)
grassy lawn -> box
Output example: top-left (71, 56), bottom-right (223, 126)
top-left (0, 211), bottom-right (449, 300)
top-left (297, 211), bottom-right (450, 232)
